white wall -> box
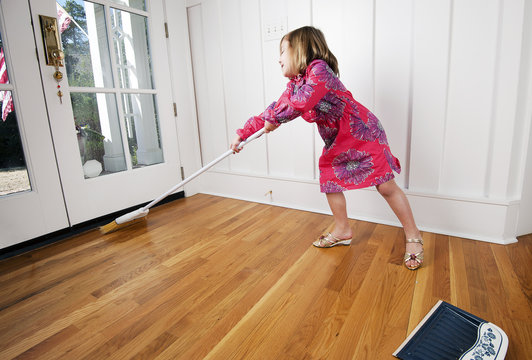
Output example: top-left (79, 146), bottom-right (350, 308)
top-left (516, 0), bottom-right (532, 236)
top-left (172, 0), bottom-right (532, 244)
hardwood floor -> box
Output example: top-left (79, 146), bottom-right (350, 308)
top-left (1, 194), bottom-right (531, 359)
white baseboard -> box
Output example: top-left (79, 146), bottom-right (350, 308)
top-left (186, 170), bottom-right (521, 245)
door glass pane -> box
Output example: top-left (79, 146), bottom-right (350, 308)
top-left (0, 38), bottom-right (31, 196)
top-left (122, 93), bottom-right (162, 168)
top-left (57, 1), bottom-right (114, 88)
top-left (111, 8), bottom-right (153, 89)
top-left (71, 92), bottom-right (127, 177)
top-left (109, 0), bottom-right (146, 12)
top-left (57, 0), bottom-right (162, 177)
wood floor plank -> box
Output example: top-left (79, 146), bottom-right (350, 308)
top-left (306, 240), bottom-right (380, 359)
top-left (490, 244), bottom-right (532, 321)
top-left (506, 234), bottom-right (532, 304)
top-left (101, 206), bottom-right (317, 359)
top-left (462, 240), bottom-right (492, 319)
top-left (12, 325), bottom-right (80, 360)
top-left (317, 225), bottom-right (405, 360)
top-left (130, 331), bottom-right (178, 360)
top-left (202, 247), bottom-right (335, 360)
top-left (351, 262), bottom-right (414, 359)
top-left (431, 233), bottom-right (451, 301)
top-left (171, 250), bottom-right (313, 360)
top-left (478, 242), bottom-right (513, 322)
top-left (499, 317), bottom-right (532, 359)
top-left (0, 227), bottom-right (193, 348)
top-left (244, 246), bottom-right (352, 360)
top-left (0, 194), bottom-right (530, 359)
top-left (449, 236), bottom-right (471, 310)
top-left (325, 220), bottom-right (376, 292)
top-left (0, 294), bottom-right (105, 358)
top-left (407, 231), bottom-right (438, 334)
top-left (280, 221), bottom-right (373, 359)
top-left (38, 327), bottom-right (107, 360)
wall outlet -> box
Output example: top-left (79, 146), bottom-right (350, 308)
top-left (263, 17), bottom-right (287, 41)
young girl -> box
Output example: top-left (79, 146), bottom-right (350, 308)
top-left (230, 26), bottom-right (423, 270)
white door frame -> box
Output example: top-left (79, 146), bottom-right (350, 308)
top-left (30, 0), bottom-right (183, 225)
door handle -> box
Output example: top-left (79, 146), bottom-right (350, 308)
top-left (51, 48), bottom-right (65, 68)
top-left (39, 15), bottom-right (64, 67)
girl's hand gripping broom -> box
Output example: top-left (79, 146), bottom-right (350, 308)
top-left (99, 128), bottom-right (266, 234)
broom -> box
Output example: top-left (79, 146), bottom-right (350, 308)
top-left (99, 128), bottom-right (266, 234)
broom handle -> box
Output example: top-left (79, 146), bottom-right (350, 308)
top-left (141, 127), bottom-right (266, 211)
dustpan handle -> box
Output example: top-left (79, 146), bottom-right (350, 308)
top-left (141, 127), bottom-right (266, 211)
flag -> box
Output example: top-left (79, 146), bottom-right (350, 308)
top-left (57, 4), bottom-right (87, 38)
top-left (0, 48), bottom-right (13, 122)
top-left (57, 4), bottom-right (72, 33)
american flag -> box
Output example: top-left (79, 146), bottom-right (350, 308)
top-left (0, 48), bottom-right (13, 121)
top-left (0, 6), bottom-right (72, 121)
top-left (57, 5), bottom-right (72, 34)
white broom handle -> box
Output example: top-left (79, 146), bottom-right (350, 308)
top-left (141, 127), bottom-right (266, 211)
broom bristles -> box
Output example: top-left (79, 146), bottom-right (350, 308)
top-left (99, 220), bottom-right (121, 234)
top-left (99, 217), bottom-right (146, 234)
top-left (99, 208), bottom-right (150, 235)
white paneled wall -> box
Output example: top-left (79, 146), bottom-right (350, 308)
top-left (374, 0), bottom-right (412, 189)
top-left (516, 0), bottom-right (532, 236)
top-left (410, 0), bottom-right (451, 194)
top-left (174, 0), bottom-right (532, 244)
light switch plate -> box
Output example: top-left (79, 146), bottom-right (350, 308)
top-left (263, 17), bottom-right (287, 41)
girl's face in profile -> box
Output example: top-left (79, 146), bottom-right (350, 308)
top-left (279, 39), bottom-right (296, 78)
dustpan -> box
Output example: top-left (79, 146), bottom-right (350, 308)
top-left (393, 300), bottom-right (508, 360)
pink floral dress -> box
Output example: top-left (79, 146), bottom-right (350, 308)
top-left (237, 59), bottom-right (401, 193)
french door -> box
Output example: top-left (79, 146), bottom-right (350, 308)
top-left (0, 0), bottom-right (182, 248)
top-left (0, 0), bottom-right (68, 246)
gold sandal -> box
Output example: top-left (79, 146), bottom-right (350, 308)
top-left (404, 238), bottom-right (424, 270)
top-left (313, 233), bottom-right (352, 248)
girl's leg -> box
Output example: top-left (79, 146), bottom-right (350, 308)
top-left (325, 192), bottom-right (353, 239)
top-left (376, 179), bottom-right (422, 268)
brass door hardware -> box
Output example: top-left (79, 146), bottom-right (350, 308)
top-left (39, 15), bottom-right (64, 67)
top-left (39, 15), bottom-right (65, 103)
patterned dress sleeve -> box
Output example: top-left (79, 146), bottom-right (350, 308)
top-left (236, 60), bottom-right (330, 140)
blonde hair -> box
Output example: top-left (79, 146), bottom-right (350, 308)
top-left (281, 26), bottom-right (339, 76)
